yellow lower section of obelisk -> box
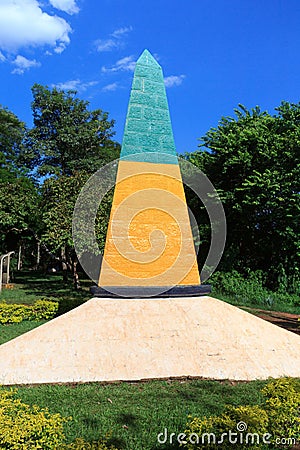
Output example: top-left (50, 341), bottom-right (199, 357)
top-left (99, 160), bottom-right (200, 286)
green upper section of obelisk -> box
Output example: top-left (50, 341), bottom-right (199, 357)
top-left (120, 49), bottom-right (178, 164)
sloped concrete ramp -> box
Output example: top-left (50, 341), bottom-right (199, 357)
top-left (1, 296), bottom-right (300, 385)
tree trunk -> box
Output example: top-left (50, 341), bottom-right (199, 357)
top-left (17, 244), bottom-right (22, 271)
top-left (36, 242), bottom-right (40, 268)
top-left (72, 256), bottom-right (81, 290)
top-left (61, 246), bottom-right (68, 282)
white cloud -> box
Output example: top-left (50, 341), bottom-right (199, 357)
top-left (11, 55), bottom-right (41, 74)
top-left (102, 55), bottom-right (136, 73)
top-left (111, 26), bottom-right (132, 38)
top-left (48, 0), bottom-right (79, 14)
top-left (52, 79), bottom-right (98, 92)
top-left (0, 51), bottom-right (6, 62)
top-left (54, 43), bottom-right (67, 54)
top-left (95, 26), bottom-right (132, 52)
top-left (164, 75), bottom-right (186, 88)
top-left (102, 82), bottom-right (119, 92)
top-left (0, 0), bottom-right (72, 54)
top-left (95, 39), bottom-right (118, 52)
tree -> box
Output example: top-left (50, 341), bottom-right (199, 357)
top-left (28, 84), bottom-right (120, 285)
top-left (0, 106), bottom-right (38, 172)
top-left (41, 172), bottom-right (113, 288)
top-left (0, 168), bottom-right (40, 268)
top-left (0, 106), bottom-right (40, 265)
top-left (28, 84), bottom-right (120, 176)
top-left (187, 103), bottom-right (300, 289)
top-left (0, 106), bottom-right (25, 171)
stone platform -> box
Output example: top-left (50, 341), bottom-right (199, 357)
top-left (1, 296), bottom-right (300, 385)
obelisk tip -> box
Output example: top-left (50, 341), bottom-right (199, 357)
top-left (136, 49), bottom-right (160, 67)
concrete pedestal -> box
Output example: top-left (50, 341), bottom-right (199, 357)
top-left (0, 296), bottom-right (300, 385)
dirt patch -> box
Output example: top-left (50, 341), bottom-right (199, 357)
top-left (242, 307), bottom-right (300, 335)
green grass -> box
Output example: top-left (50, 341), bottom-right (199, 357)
top-left (0, 320), bottom-right (46, 345)
top-left (0, 270), bottom-right (92, 305)
top-left (0, 270), bottom-right (91, 319)
top-left (11, 379), bottom-right (267, 450)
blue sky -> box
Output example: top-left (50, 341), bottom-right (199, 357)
top-left (0, 0), bottom-right (300, 154)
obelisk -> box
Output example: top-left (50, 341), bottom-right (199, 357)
top-left (94, 49), bottom-right (209, 296)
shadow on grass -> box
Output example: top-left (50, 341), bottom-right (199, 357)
top-left (107, 437), bottom-right (127, 449)
top-left (81, 415), bottom-right (101, 431)
top-left (117, 412), bottom-right (138, 428)
top-left (14, 270), bottom-right (91, 297)
top-left (7, 270), bottom-right (92, 315)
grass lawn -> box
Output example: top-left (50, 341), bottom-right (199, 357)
top-left (12, 378), bottom-right (267, 449)
top-left (0, 320), bottom-right (46, 345)
top-left (0, 270), bottom-right (92, 305)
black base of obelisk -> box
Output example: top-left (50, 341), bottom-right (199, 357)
top-left (90, 284), bottom-right (211, 298)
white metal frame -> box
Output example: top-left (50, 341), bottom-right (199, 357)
top-left (0, 251), bottom-right (15, 293)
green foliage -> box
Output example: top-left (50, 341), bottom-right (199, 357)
top-left (0, 106), bottom-right (27, 171)
top-left (40, 172), bottom-right (113, 271)
top-left (41, 172), bottom-right (89, 253)
top-left (188, 102), bottom-right (300, 289)
top-left (0, 388), bottom-right (68, 449)
top-left (29, 84), bottom-right (120, 176)
top-left (27, 84), bottom-right (121, 281)
top-left (262, 378), bottom-right (300, 444)
top-left (184, 378), bottom-right (300, 449)
top-left (0, 173), bottom-right (39, 230)
top-left (211, 270), bottom-right (300, 309)
top-left (0, 106), bottom-right (39, 255)
top-left (0, 166), bottom-right (40, 256)
top-left (185, 405), bottom-right (268, 449)
top-left (31, 299), bottom-right (59, 320)
top-left (0, 299), bottom-right (58, 324)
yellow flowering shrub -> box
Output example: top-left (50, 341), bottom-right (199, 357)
top-left (30, 299), bottom-right (59, 320)
top-left (262, 377), bottom-right (300, 444)
top-left (0, 388), bottom-right (69, 449)
top-left (184, 378), bottom-right (300, 449)
top-left (0, 299), bottom-right (58, 324)
top-left (185, 405), bottom-right (268, 449)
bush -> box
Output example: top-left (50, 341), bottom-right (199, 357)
top-left (0, 299), bottom-right (58, 324)
top-left (210, 270), bottom-right (300, 308)
top-left (30, 299), bottom-right (59, 320)
top-left (184, 405), bottom-right (268, 449)
top-left (262, 378), bottom-right (300, 445)
top-left (184, 378), bottom-right (300, 449)
top-left (0, 303), bottom-right (31, 324)
top-left (0, 388), bottom-right (68, 449)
